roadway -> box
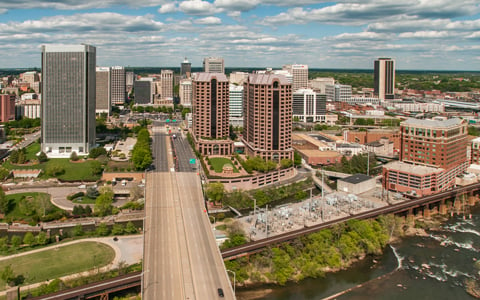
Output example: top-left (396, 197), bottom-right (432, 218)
top-left (143, 126), bottom-right (234, 299)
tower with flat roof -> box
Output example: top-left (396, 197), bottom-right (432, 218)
top-left (41, 44), bottom-right (96, 156)
top-left (374, 58), bottom-right (395, 100)
top-left (203, 57), bottom-right (225, 73)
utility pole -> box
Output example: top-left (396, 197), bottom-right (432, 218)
top-left (367, 151), bottom-right (370, 176)
top-left (265, 205), bottom-right (268, 238)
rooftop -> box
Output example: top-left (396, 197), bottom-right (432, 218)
top-left (193, 72), bottom-right (228, 82)
top-left (248, 73), bottom-right (291, 85)
top-left (402, 117), bottom-right (464, 129)
top-left (340, 173), bottom-right (372, 185)
top-left (383, 161), bottom-right (444, 176)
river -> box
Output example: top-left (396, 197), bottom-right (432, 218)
top-left (237, 206), bottom-right (480, 300)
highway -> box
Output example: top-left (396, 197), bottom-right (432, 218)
top-left (143, 126), bottom-right (234, 299)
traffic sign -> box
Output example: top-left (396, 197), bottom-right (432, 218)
top-left (166, 119), bottom-right (170, 123)
top-left (172, 119), bottom-right (176, 122)
top-left (189, 158), bottom-right (196, 164)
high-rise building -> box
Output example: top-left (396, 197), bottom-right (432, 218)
top-left (284, 64), bottom-right (308, 91)
top-left (111, 66), bottom-right (126, 105)
top-left (96, 67), bottom-right (111, 114)
top-left (383, 117), bottom-right (468, 196)
top-left (325, 84), bottom-right (352, 102)
top-left (374, 58), bottom-right (395, 100)
top-left (0, 94), bottom-right (15, 122)
top-left (181, 57), bottom-right (191, 78)
top-left (203, 57), bottom-right (225, 73)
top-left (179, 79), bottom-right (192, 107)
top-left (229, 84), bottom-right (243, 118)
top-left (309, 77), bottom-right (335, 94)
top-left (243, 73), bottom-right (293, 161)
top-left (292, 89), bottom-right (327, 123)
top-left (192, 73), bottom-right (232, 155)
top-left (41, 44), bottom-right (96, 156)
top-left (21, 71), bottom-right (40, 85)
top-left (160, 70), bottom-right (174, 100)
top-left (126, 72), bottom-right (134, 91)
top-left (134, 78), bottom-right (154, 104)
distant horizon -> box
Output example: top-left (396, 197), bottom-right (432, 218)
top-left (1, 66), bottom-right (480, 73)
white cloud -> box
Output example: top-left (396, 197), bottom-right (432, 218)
top-left (194, 16), bottom-right (222, 25)
top-left (0, 0), bottom-right (169, 10)
top-left (325, 31), bottom-right (392, 41)
top-left (214, 0), bottom-right (259, 12)
top-left (399, 31), bottom-right (450, 38)
top-left (158, 3), bottom-right (177, 14)
top-left (179, 0), bottom-right (221, 15)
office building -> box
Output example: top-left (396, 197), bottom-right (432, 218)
top-left (325, 84), bottom-right (352, 102)
top-left (229, 84), bottom-right (243, 127)
top-left (21, 71), bottom-right (40, 85)
top-left (309, 77), bottom-right (335, 94)
top-left (243, 73), bottom-right (293, 161)
top-left (203, 57), bottom-right (225, 73)
top-left (41, 44), bottom-right (96, 156)
top-left (160, 70), bottom-right (174, 100)
top-left (181, 57), bottom-right (191, 78)
top-left (134, 78), bottom-right (155, 104)
top-left (111, 66), bottom-right (126, 105)
top-left (374, 58), bottom-right (395, 100)
top-left (292, 89), bottom-right (327, 123)
top-left (179, 79), bottom-right (192, 107)
top-left (0, 94), bottom-right (15, 122)
top-left (383, 118), bottom-right (468, 196)
top-left (16, 99), bottom-right (41, 119)
top-left (192, 73), bottom-right (233, 155)
top-left (229, 72), bottom-right (249, 85)
top-left (126, 72), bottom-right (134, 91)
top-left (284, 64), bottom-right (308, 91)
top-left (96, 67), bottom-right (111, 114)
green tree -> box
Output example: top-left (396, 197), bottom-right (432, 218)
top-left (94, 193), bottom-right (113, 217)
top-left (90, 160), bottom-right (103, 176)
top-left (89, 147), bottom-right (107, 159)
top-left (280, 159), bottom-right (293, 169)
top-left (294, 151), bottom-right (302, 166)
top-left (125, 221), bottom-right (138, 234)
top-left (10, 236), bottom-right (21, 249)
top-left (1, 265), bottom-right (15, 286)
top-left (36, 232), bottom-right (48, 245)
top-left (23, 232), bottom-right (35, 246)
top-left (72, 224), bottom-right (84, 237)
top-left (206, 182), bottom-right (225, 204)
top-left (96, 223), bottom-right (110, 236)
top-left (45, 161), bottom-right (65, 176)
top-left (111, 224), bottom-right (124, 235)
top-left (9, 150), bottom-right (19, 164)
top-left (37, 151), bottom-right (48, 163)
top-left (0, 186), bottom-right (12, 214)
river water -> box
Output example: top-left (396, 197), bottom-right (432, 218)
top-left (237, 206), bottom-right (480, 300)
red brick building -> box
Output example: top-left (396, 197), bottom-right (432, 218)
top-left (243, 73), bottom-right (293, 161)
top-left (0, 94), bottom-right (15, 123)
top-left (192, 73), bottom-right (233, 156)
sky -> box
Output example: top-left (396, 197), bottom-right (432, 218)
top-left (0, 0), bottom-right (479, 70)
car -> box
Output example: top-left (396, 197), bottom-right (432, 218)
top-left (217, 288), bottom-right (224, 297)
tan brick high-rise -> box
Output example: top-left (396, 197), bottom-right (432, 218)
top-left (243, 73), bottom-right (293, 161)
top-left (192, 73), bottom-right (233, 156)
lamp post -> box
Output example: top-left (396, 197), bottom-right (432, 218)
top-left (226, 269), bottom-right (236, 297)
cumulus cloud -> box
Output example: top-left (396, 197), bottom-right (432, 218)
top-left (194, 16), bottom-right (222, 25)
top-left (179, 0), bottom-right (221, 15)
top-left (158, 3), bottom-right (177, 14)
top-left (0, 0), bottom-right (168, 10)
top-left (325, 31), bottom-right (392, 41)
top-left (214, 0), bottom-right (259, 12)
top-left (398, 31), bottom-right (450, 39)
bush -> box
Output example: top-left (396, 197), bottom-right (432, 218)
top-left (68, 192), bottom-right (85, 201)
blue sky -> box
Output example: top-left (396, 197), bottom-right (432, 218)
top-left (0, 0), bottom-right (479, 70)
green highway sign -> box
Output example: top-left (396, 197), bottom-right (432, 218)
top-left (189, 158), bottom-right (196, 164)
top-left (166, 119), bottom-right (170, 123)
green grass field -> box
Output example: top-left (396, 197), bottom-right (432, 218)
top-left (72, 196), bottom-right (97, 204)
top-left (0, 241), bottom-right (115, 290)
top-left (208, 157), bottom-right (239, 173)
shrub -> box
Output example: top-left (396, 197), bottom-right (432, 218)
top-left (67, 192), bottom-right (85, 201)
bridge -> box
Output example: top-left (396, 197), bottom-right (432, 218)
top-left (143, 127), bottom-right (234, 299)
top-left (221, 182), bottom-right (480, 260)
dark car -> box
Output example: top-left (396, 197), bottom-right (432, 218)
top-left (217, 288), bottom-right (224, 297)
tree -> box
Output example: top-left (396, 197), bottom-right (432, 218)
top-left (90, 160), bottom-right (103, 176)
top-left (17, 151), bottom-right (26, 164)
top-left (72, 224), bottom-right (84, 237)
top-left (94, 193), bottom-right (113, 217)
top-left (96, 223), bottom-right (110, 236)
top-left (70, 151), bottom-right (79, 161)
top-left (23, 232), bottom-right (35, 246)
top-left (86, 187), bottom-right (100, 199)
top-left (125, 221), bottom-right (138, 234)
top-left (1, 265), bottom-right (15, 286)
top-left (10, 236), bottom-right (21, 249)
top-left (72, 205), bottom-right (85, 216)
top-left (89, 147), bottom-right (107, 159)
top-left (206, 182), bottom-right (225, 204)
top-left (45, 161), bottom-right (65, 176)
top-left (37, 151), bottom-right (48, 163)
top-left (111, 224), bottom-right (124, 235)
top-left (9, 150), bottom-right (19, 164)
top-left (0, 186), bottom-right (12, 214)
top-left (280, 159), bottom-right (293, 169)
top-left (36, 232), bottom-right (48, 245)
top-left (294, 151), bottom-right (302, 166)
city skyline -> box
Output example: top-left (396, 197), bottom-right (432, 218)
top-left (0, 0), bottom-right (479, 70)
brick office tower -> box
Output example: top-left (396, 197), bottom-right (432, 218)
top-left (243, 73), bottom-right (293, 161)
top-left (192, 73), bottom-right (233, 155)
top-left (0, 94), bottom-right (15, 122)
top-left (41, 44), bottom-right (96, 157)
top-left (383, 118), bottom-right (468, 196)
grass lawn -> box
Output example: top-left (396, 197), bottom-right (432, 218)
top-left (25, 141), bottom-right (41, 161)
top-left (0, 241), bottom-right (115, 290)
top-left (208, 157), bottom-right (240, 173)
top-left (3, 158), bottom-right (101, 182)
top-left (72, 196), bottom-right (97, 204)
top-left (2, 192), bottom-right (64, 224)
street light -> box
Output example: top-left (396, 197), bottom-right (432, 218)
top-left (226, 269), bottom-right (236, 297)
